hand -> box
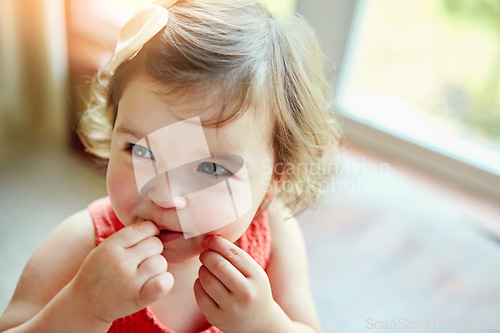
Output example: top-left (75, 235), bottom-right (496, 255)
top-left (194, 236), bottom-right (281, 332)
top-left (68, 221), bottom-right (174, 324)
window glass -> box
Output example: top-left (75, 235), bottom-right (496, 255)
top-left (339, 0), bottom-right (500, 174)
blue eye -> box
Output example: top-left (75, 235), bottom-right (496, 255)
top-left (198, 162), bottom-right (233, 177)
top-left (128, 144), bottom-right (154, 160)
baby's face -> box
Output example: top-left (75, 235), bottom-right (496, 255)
top-left (106, 77), bottom-right (275, 263)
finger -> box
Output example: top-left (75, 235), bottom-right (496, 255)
top-left (139, 271), bottom-right (174, 306)
top-left (137, 254), bottom-right (168, 282)
top-left (199, 250), bottom-right (247, 293)
top-left (194, 278), bottom-right (219, 315)
top-left (128, 236), bottom-right (164, 264)
top-left (203, 236), bottom-right (257, 277)
top-left (112, 221), bottom-right (160, 248)
top-left (198, 265), bottom-right (231, 304)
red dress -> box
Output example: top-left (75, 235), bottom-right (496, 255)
top-left (88, 197), bottom-right (271, 333)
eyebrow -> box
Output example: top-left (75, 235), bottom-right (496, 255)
top-left (115, 124), bottom-right (242, 156)
top-left (115, 125), bottom-right (144, 139)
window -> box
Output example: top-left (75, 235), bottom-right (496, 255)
top-left (336, 0), bottom-right (500, 177)
top-left (314, 0), bottom-right (500, 199)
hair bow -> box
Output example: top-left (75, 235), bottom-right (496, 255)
top-left (108, 0), bottom-right (178, 75)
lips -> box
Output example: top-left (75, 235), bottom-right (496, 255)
top-left (157, 229), bottom-right (184, 243)
top-left (138, 217), bottom-right (179, 232)
top-left (156, 224), bottom-right (181, 233)
top-left (138, 217), bottom-right (190, 241)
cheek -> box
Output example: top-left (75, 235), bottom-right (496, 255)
top-left (106, 157), bottom-right (139, 220)
top-left (178, 181), bottom-right (241, 237)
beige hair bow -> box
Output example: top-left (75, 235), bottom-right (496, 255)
top-left (108, 0), bottom-right (177, 75)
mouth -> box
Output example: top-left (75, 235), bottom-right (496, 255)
top-left (139, 217), bottom-right (192, 241)
top-left (157, 229), bottom-right (184, 243)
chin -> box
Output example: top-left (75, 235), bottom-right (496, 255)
top-left (161, 241), bottom-right (202, 264)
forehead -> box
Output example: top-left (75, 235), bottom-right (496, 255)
top-left (116, 77), bottom-right (274, 153)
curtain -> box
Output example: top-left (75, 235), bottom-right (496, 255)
top-left (0, 0), bottom-right (69, 156)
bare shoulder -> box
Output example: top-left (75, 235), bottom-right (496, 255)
top-left (0, 208), bottom-right (96, 330)
top-left (266, 200), bottom-right (322, 332)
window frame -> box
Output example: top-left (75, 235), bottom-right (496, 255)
top-left (296, 0), bottom-right (500, 200)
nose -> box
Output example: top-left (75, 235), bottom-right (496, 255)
top-left (140, 173), bottom-right (187, 209)
top-left (155, 196), bottom-right (187, 209)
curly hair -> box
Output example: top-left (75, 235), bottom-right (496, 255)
top-left (78, 0), bottom-right (341, 213)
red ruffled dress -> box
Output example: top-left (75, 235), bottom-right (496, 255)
top-left (88, 197), bottom-right (271, 333)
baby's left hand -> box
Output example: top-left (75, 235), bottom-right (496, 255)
top-left (194, 236), bottom-right (280, 332)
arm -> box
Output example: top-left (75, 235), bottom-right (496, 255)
top-left (265, 200), bottom-right (322, 332)
top-left (194, 200), bottom-right (322, 333)
top-left (0, 210), bottom-right (174, 333)
top-left (0, 209), bottom-right (107, 332)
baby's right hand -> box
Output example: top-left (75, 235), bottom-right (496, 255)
top-left (67, 221), bottom-right (173, 324)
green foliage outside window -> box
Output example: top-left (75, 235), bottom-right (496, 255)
top-left (441, 0), bottom-right (500, 143)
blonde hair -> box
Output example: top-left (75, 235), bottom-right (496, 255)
top-left (78, 0), bottom-right (340, 213)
